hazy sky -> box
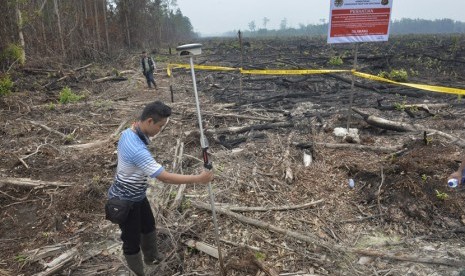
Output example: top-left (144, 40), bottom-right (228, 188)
top-left (176, 0), bottom-right (465, 36)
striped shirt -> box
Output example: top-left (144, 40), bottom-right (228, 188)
top-left (108, 128), bottom-right (164, 201)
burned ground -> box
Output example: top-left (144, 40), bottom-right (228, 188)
top-left (1, 34), bottom-right (465, 275)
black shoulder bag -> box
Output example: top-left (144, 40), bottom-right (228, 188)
top-left (105, 198), bottom-right (134, 224)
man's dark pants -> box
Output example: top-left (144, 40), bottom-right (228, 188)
top-left (119, 197), bottom-right (155, 255)
top-left (144, 71), bottom-right (157, 88)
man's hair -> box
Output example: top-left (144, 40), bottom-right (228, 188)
top-left (140, 101), bottom-right (171, 123)
top-left (142, 51), bottom-right (147, 54)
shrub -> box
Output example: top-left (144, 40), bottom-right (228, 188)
top-left (328, 56), bottom-right (344, 66)
top-left (378, 69), bottom-right (408, 82)
top-left (0, 74), bottom-right (13, 96)
top-left (389, 69), bottom-right (408, 82)
top-left (1, 43), bottom-right (25, 66)
top-left (47, 102), bottom-right (56, 110)
top-left (377, 71), bottom-right (389, 79)
top-left (435, 189), bottom-right (448, 200)
top-left (59, 86), bottom-right (84, 104)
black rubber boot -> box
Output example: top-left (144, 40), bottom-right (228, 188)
top-left (141, 230), bottom-right (164, 265)
top-left (124, 251), bottom-right (145, 276)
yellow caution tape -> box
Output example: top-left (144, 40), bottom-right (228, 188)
top-left (167, 64), bottom-right (347, 76)
top-left (240, 69), bottom-right (350, 75)
top-left (167, 63), bottom-right (237, 77)
top-left (167, 63), bottom-right (465, 95)
top-left (353, 71), bottom-right (465, 95)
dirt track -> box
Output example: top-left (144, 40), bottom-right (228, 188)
top-left (1, 35), bottom-right (465, 275)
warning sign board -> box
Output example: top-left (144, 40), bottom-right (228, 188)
top-left (327, 0), bottom-right (393, 44)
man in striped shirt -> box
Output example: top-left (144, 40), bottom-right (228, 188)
top-left (108, 101), bottom-right (213, 276)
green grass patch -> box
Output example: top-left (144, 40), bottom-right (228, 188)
top-left (328, 56), bottom-right (344, 66)
top-left (1, 43), bottom-right (25, 65)
top-left (378, 69), bottom-right (408, 82)
top-left (0, 74), bottom-right (13, 96)
top-left (59, 86), bottom-right (85, 104)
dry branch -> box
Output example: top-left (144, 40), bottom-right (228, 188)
top-left (353, 249), bottom-right (465, 267)
top-left (33, 247), bottom-right (78, 276)
top-left (24, 244), bottom-right (70, 263)
top-left (29, 241), bottom-right (120, 276)
top-left (65, 139), bottom-right (113, 150)
top-left (93, 75), bottom-right (128, 83)
top-left (184, 240), bottom-right (226, 259)
top-left (379, 103), bottom-right (449, 114)
top-left (206, 121), bottom-right (293, 135)
top-left (66, 119), bottom-right (128, 150)
top-left (294, 142), bottom-right (401, 153)
top-left (185, 109), bottom-right (283, 122)
top-left (1, 177), bottom-right (72, 188)
top-left (283, 132), bottom-right (295, 184)
top-left (118, 69), bottom-right (135, 75)
top-left (217, 199), bottom-right (324, 212)
top-left (73, 63), bottom-right (93, 71)
top-left (170, 140), bottom-right (187, 210)
top-left (19, 144), bottom-right (59, 169)
top-left (30, 121), bottom-right (68, 139)
top-left (352, 108), bottom-right (465, 147)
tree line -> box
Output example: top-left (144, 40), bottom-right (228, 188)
top-left (0, 0), bottom-right (196, 68)
top-left (225, 18), bottom-right (465, 38)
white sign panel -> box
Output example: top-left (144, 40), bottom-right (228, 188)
top-left (327, 0), bottom-right (393, 44)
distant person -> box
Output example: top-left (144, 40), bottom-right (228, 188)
top-left (141, 51), bottom-right (157, 89)
top-left (106, 101), bottom-right (213, 276)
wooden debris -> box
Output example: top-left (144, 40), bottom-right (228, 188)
top-left (24, 244), bottom-right (70, 263)
top-left (207, 121), bottom-right (293, 135)
top-left (93, 75), bottom-right (128, 83)
top-left (352, 107), bottom-right (465, 147)
top-left (170, 141), bottom-right (187, 210)
top-left (185, 109), bottom-right (283, 122)
top-left (33, 247), bottom-right (78, 276)
top-left (294, 141), bottom-right (401, 153)
top-left (65, 119), bottom-right (127, 150)
top-left (64, 139), bottom-right (112, 150)
top-left (303, 151), bottom-right (312, 167)
top-left (1, 177), bottom-right (72, 188)
top-left (283, 131), bottom-right (295, 184)
top-left (30, 121), bottom-right (69, 139)
top-left (184, 239), bottom-right (226, 259)
top-left (27, 241), bottom-right (121, 276)
top-left (217, 199), bottom-right (324, 212)
top-left (353, 248), bottom-right (465, 267)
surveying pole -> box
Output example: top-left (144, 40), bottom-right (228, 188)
top-left (176, 43), bottom-right (225, 275)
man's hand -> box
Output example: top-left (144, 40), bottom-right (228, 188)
top-left (198, 170), bottom-right (214, 183)
top-left (449, 171), bottom-right (461, 181)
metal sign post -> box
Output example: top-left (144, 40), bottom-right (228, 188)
top-left (346, 43), bottom-right (359, 131)
top-left (176, 43), bottom-right (225, 276)
top-left (327, 0), bottom-right (393, 130)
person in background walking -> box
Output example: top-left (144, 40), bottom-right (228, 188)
top-left (141, 51), bottom-right (157, 89)
top-left (108, 101), bottom-right (213, 275)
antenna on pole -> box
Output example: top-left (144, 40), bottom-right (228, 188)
top-left (176, 43), bottom-right (225, 276)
